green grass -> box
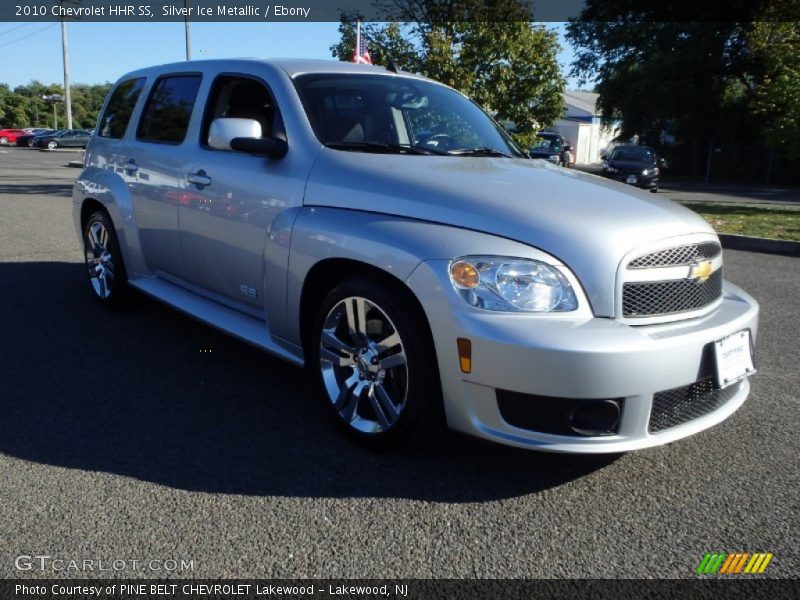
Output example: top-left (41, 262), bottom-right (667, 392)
top-left (679, 202), bottom-right (800, 241)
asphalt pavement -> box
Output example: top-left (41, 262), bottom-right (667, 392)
top-left (573, 164), bottom-right (800, 205)
top-left (0, 147), bottom-right (797, 579)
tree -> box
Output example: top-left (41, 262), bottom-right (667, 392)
top-left (566, 0), bottom-right (800, 173)
top-left (331, 1), bottom-right (565, 146)
top-left (748, 18), bottom-right (800, 158)
top-left (0, 80), bottom-right (112, 129)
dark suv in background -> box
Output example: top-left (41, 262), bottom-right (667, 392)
top-left (529, 131), bottom-right (572, 167)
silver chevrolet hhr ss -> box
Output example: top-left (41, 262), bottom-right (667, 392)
top-left (74, 59), bottom-right (759, 452)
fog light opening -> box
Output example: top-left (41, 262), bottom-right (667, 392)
top-left (568, 400), bottom-right (621, 436)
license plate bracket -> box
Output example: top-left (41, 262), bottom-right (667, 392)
top-left (713, 330), bottom-right (756, 389)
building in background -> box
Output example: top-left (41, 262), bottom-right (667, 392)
top-left (551, 91), bottom-right (619, 165)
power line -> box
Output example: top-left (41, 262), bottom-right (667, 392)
top-left (0, 24), bottom-right (57, 50)
top-left (0, 22), bottom-right (34, 36)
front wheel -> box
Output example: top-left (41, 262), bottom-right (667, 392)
top-left (0, 136), bottom-right (8, 145)
top-left (310, 279), bottom-right (441, 449)
top-left (47, 140), bottom-right (58, 150)
top-left (83, 210), bottom-right (128, 307)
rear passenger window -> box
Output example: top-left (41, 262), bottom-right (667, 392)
top-left (98, 77), bottom-right (145, 139)
top-left (137, 75), bottom-right (202, 144)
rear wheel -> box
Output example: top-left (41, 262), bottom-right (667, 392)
top-left (310, 278), bottom-right (440, 449)
top-left (83, 210), bottom-right (128, 307)
top-left (0, 136), bottom-right (8, 145)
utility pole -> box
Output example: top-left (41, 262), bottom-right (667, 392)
top-left (60, 0), bottom-right (75, 129)
top-left (184, 0), bottom-right (192, 60)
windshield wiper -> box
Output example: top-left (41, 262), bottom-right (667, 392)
top-left (326, 141), bottom-right (434, 155)
top-left (445, 147), bottom-right (513, 158)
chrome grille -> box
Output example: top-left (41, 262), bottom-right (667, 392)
top-left (623, 269), bottom-right (722, 318)
top-left (628, 242), bottom-right (721, 269)
top-left (649, 377), bottom-right (740, 433)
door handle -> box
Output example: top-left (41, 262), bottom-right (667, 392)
top-left (187, 170), bottom-right (212, 188)
top-left (123, 159), bottom-right (138, 173)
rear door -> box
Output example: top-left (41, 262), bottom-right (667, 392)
top-left (126, 73), bottom-right (203, 278)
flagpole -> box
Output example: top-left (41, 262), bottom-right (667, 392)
top-left (355, 20), bottom-right (361, 63)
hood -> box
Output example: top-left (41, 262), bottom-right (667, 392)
top-left (304, 150), bottom-right (715, 316)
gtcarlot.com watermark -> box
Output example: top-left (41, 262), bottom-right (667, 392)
top-left (15, 555), bottom-right (195, 573)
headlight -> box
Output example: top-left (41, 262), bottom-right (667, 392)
top-left (642, 167), bottom-right (659, 176)
top-left (449, 256), bottom-right (578, 312)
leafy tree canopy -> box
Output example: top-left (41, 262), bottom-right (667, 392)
top-left (0, 81), bottom-right (111, 129)
top-left (567, 0), bottom-right (800, 160)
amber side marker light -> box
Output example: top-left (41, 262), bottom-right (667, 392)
top-left (457, 337), bottom-right (472, 373)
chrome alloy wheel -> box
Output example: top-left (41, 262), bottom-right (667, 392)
top-left (319, 296), bottom-right (408, 433)
top-left (84, 220), bottom-right (115, 299)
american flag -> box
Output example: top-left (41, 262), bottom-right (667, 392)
top-left (352, 22), bottom-right (372, 65)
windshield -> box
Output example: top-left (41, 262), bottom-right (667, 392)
top-left (531, 137), bottom-right (561, 151)
top-left (610, 146), bottom-right (655, 163)
top-left (293, 73), bottom-right (524, 157)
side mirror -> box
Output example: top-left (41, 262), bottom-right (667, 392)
top-left (600, 154), bottom-right (608, 161)
top-left (208, 118), bottom-right (262, 150)
top-left (565, 145), bottom-right (573, 152)
top-left (208, 118), bottom-right (289, 159)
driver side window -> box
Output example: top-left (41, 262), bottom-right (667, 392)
top-left (202, 76), bottom-right (280, 147)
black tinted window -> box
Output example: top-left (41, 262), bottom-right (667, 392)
top-left (137, 75), bottom-right (201, 143)
top-left (98, 78), bottom-right (145, 139)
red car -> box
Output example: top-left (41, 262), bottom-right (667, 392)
top-left (0, 128), bottom-right (27, 145)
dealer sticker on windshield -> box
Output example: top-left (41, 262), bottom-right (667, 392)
top-left (714, 330), bottom-right (756, 389)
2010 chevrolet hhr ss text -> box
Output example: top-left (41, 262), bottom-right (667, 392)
top-left (74, 59), bottom-right (758, 452)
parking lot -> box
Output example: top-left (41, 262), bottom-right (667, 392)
top-left (0, 147), bottom-right (797, 579)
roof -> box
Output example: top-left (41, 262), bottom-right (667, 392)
top-left (119, 57), bottom-right (430, 82)
top-left (563, 90), bottom-right (600, 115)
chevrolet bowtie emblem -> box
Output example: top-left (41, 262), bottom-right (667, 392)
top-left (690, 260), bottom-right (714, 281)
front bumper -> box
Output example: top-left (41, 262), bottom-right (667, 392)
top-left (603, 171), bottom-right (659, 189)
top-left (406, 260), bottom-right (759, 453)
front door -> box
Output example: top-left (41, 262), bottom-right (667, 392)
top-left (179, 75), bottom-right (301, 309)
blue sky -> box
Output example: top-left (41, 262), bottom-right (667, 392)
top-left (0, 21), bottom-right (580, 89)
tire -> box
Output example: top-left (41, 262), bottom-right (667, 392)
top-left (310, 278), bottom-right (441, 449)
top-left (83, 210), bottom-right (128, 307)
top-left (0, 136), bottom-right (7, 145)
top-left (650, 188), bottom-right (658, 193)
top-left (47, 140), bottom-right (58, 150)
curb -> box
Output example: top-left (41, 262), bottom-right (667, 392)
top-left (67, 160), bottom-right (83, 168)
top-left (719, 233), bottom-right (800, 257)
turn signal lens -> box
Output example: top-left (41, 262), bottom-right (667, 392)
top-left (450, 261), bottom-right (480, 289)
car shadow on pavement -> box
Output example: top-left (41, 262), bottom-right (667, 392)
top-left (0, 261), bottom-right (619, 502)
top-left (0, 183), bottom-right (73, 197)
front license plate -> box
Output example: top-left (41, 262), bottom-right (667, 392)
top-left (714, 330), bottom-right (756, 389)
top-left (626, 175), bottom-right (637, 184)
